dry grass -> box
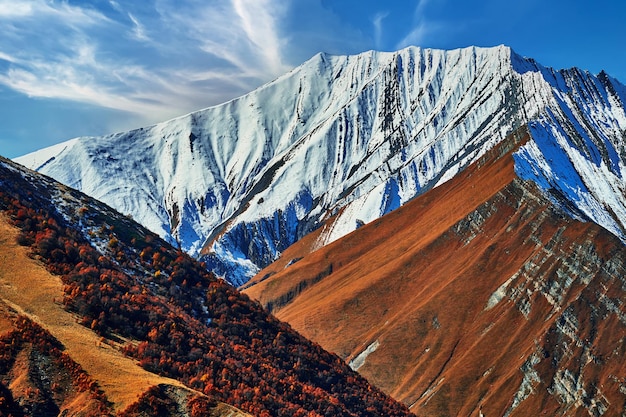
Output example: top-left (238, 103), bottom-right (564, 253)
top-left (243, 130), bottom-right (626, 415)
top-left (244, 132), bottom-right (538, 411)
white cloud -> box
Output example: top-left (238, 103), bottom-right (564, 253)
top-left (0, 0), bottom-right (375, 133)
top-left (0, 0), bottom-right (285, 122)
top-left (396, 25), bottom-right (429, 49)
top-left (154, 0), bottom-right (291, 82)
top-left (128, 12), bottom-right (149, 42)
top-left (372, 11), bottom-right (389, 50)
top-left (0, 1), bottom-right (33, 18)
top-left (109, 1), bottom-right (122, 13)
top-left (395, 0), bottom-right (435, 49)
top-left (0, 0), bottom-right (111, 26)
top-left (0, 50), bottom-right (17, 63)
top-left (231, 0), bottom-right (288, 75)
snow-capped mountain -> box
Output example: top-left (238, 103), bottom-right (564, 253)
top-left (243, 128), bottom-right (626, 416)
top-left (16, 45), bottom-right (626, 285)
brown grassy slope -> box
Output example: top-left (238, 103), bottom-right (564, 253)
top-left (0, 214), bottom-right (249, 417)
top-left (244, 129), bottom-right (626, 416)
top-left (0, 304), bottom-right (112, 416)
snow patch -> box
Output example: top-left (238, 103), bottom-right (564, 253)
top-left (503, 354), bottom-right (541, 417)
top-left (15, 138), bottom-right (80, 171)
top-left (485, 275), bottom-right (516, 310)
top-left (349, 340), bottom-right (380, 371)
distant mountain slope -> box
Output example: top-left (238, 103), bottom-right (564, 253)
top-left (17, 45), bottom-right (626, 285)
top-left (0, 156), bottom-right (414, 417)
top-left (244, 128), bottom-right (626, 416)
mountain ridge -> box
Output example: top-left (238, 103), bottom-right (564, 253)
top-left (15, 45), bottom-right (626, 285)
top-left (0, 155), bottom-right (414, 416)
top-left (243, 127), bottom-right (626, 416)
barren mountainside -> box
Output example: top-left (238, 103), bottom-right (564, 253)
top-left (16, 45), bottom-right (626, 286)
top-left (245, 128), bottom-right (626, 416)
top-left (4, 42), bottom-right (626, 417)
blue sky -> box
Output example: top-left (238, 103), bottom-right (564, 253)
top-left (1, 0), bottom-right (624, 158)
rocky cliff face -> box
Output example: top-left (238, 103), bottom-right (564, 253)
top-left (244, 130), bottom-right (626, 416)
top-left (15, 45), bottom-right (626, 285)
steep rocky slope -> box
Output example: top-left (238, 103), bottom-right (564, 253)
top-left (16, 45), bottom-right (626, 285)
top-left (244, 128), bottom-right (626, 416)
top-left (0, 156), bottom-right (413, 417)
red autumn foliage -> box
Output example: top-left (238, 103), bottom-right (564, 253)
top-left (118, 385), bottom-right (220, 417)
top-left (0, 316), bottom-right (112, 416)
top-left (0, 161), bottom-right (414, 417)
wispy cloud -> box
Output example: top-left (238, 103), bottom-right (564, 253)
top-left (155, 0), bottom-right (291, 82)
top-left (0, 0), bottom-right (297, 123)
top-left (397, 26), bottom-right (428, 49)
top-left (0, 0), bottom-right (112, 26)
top-left (0, 1), bottom-right (33, 18)
top-left (232, 0), bottom-right (288, 75)
top-left (108, 1), bottom-right (123, 13)
top-left (128, 13), bottom-right (149, 42)
top-left (0, 50), bottom-right (17, 63)
top-left (395, 0), bottom-right (435, 49)
top-left (372, 11), bottom-right (389, 50)
top-left (0, 0), bottom-right (375, 132)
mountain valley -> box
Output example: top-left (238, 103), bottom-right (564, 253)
top-left (4, 44), bottom-right (626, 416)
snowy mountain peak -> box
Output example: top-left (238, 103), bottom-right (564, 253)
top-left (15, 45), bottom-right (626, 285)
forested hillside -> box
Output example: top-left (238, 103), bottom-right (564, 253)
top-left (0, 156), bottom-right (413, 417)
